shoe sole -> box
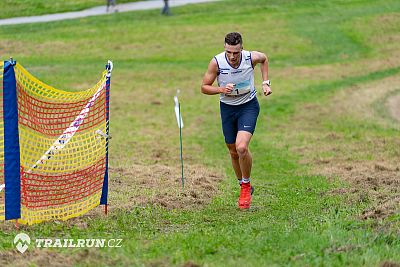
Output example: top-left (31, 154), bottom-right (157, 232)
top-left (238, 199), bottom-right (251, 210)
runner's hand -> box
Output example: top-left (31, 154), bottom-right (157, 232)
top-left (220, 83), bottom-right (235, 94)
top-left (262, 84), bottom-right (272, 96)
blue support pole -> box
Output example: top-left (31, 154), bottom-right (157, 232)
top-left (3, 60), bottom-right (21, 220)
top-left (100, 62), bottom-right (112, 209)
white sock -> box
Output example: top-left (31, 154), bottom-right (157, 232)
top-left (242, 178), bottom-right (250, 184)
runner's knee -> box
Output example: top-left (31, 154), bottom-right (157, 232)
top-left (236, 143), bottom-right (248, 156)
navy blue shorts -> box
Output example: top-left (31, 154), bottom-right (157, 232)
top-left (220, 97), bottom-right (260, 144)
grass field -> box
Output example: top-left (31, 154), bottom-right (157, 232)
top-left (1, 0), bottom-right (400, 266)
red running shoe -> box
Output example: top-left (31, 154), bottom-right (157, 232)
top-left (238, 179), bottom-right (254, 195)
top-left (238, 182), bottom-right (252, 209)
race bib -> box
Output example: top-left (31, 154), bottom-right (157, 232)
top-left (226, 80), bottom-right (251, 96)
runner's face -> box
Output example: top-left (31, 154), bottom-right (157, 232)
top-left (224, 43), bottom-right (242, 66)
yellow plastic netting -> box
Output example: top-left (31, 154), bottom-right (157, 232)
top-left (1, 63), bottom-right (109, 225)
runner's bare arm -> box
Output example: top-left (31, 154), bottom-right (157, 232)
top-left (201, 58), bottom-right (233, 95)
top-left (251, 51), bottom-right (271, 96)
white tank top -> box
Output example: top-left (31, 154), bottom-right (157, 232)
top-left (215, 50), bottom-right (257, 105)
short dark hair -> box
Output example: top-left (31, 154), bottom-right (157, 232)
top-left (225, 32), bottom-right (242, 46)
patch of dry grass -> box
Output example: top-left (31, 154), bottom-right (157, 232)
top-left (279, 74), bottom-right (400, 219)
top-left (109, 163), bottom-right (224, 210)
top-left (388, 94), bottom-right (400, 122)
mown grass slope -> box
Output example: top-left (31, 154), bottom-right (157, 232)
top-left (0, 0), bottom-right (399, 266)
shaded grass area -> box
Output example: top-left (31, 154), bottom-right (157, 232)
top-left (0, 0), bottom-right (400, 266)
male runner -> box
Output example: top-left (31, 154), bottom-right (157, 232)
top-left (201, 32), bottom-right (271, 209)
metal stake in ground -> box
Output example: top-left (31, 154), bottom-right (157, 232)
top-left (174, 90), bottom-right (184, 190)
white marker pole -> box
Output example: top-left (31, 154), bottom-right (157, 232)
top-left (174, 90), bottom-right (184, 190)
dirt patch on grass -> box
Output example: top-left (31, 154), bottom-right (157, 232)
top-left (109, 163), bottom-right (223, 211)
top-left (181, 261), bottom-right (202, 267)
top-left (0, 250), bottom-right (73, 267)
top-left (286, 75), bottom-right (400, 220)
top-left (318, 161), bottom-right (400, 219)
top-left (388, 93), bottom-right (400, 122)
top-left (380, 262), bottom-right (400, 267)
top-left (319, 76), bottom-right (400, 219)
top-left (331, 75), bottom-right (400, 129)
top-left (0, 248), bottom-right (125, 267)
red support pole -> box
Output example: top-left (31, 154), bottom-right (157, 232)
top-left (104, 204), bottom-right (108, 215)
